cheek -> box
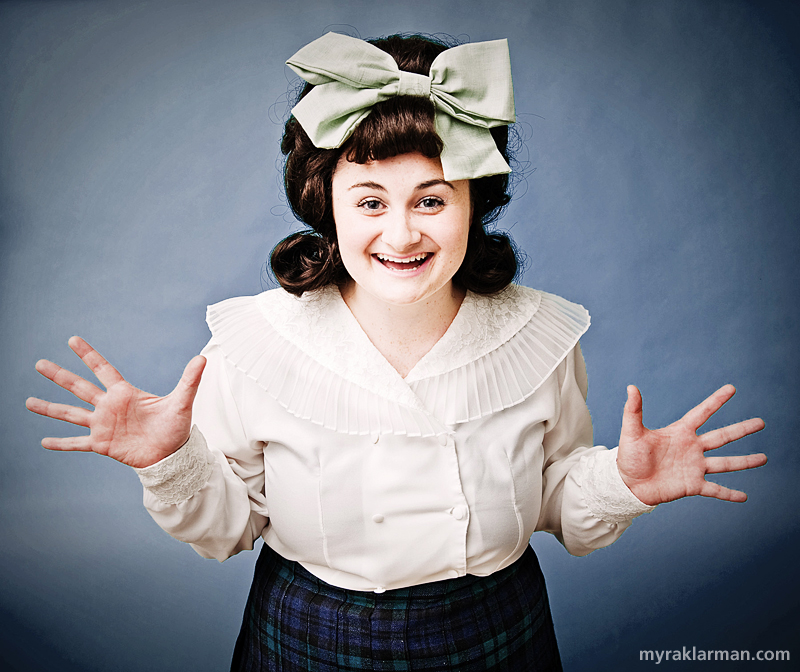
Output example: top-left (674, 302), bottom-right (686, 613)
top-left (443, 217), bottom-right (471, 267)
top-left (335, 217), bottom-right (372, 270)
top-left (444, 191), bottom-right (472, 268)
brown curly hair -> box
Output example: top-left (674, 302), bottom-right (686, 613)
top-left (271, 33), bottom-right (519, 296)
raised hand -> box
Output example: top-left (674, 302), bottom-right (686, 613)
top-left (616, 384), bottom-right (766, 506)
top-left (26, 336), bottom-right (206, 469)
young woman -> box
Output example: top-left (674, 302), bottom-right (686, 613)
top-left (26, 32), bottom-right (766, 671)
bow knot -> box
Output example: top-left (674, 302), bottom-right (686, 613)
top-left (397, 71), bottom-right (432, 98)
top-left (286, 33), bottom-right (515, 181)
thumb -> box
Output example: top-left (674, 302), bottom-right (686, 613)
top-left (620, 384), bottom-right (645, 442)
top-left (172, 355), bottom-right (206, 411)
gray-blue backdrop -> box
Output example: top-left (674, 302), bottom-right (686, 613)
top-left (2, 1), bottom-right (797, 670)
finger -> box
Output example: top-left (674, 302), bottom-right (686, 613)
top-left (705, 453), bottom-right (768, 474)
top-left (26, 397), bottom-right (92, 427)
top-left (619, 385), bottom-right (646, 442)
top-left (68, 336), bottom-right (125, 389)
top-left (700, 417), bottom-right (766, 451)
top-left (682, 384), bottom-right (736, 431)
top-left (40, 435), bottom-right (93, 452)
top-left (171, 355), bottom-right (207, 413)
top-left (34, 359), bottom-right (104, 405)
top-left (699, 479), bottom-right (748, 503)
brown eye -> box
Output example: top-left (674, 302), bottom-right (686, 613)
top-left (358, 198), bottom-right (383, 211)
top-left (419, 197), bottom-right (444, 209)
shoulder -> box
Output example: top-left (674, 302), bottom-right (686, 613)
top-left (475, 284), bottom-right (589, 343)
top-left (475, 283), bottom-right (589, 324)
top-left (480, 284), bottom-right (591, 358)
top-left (406, 284), bottom-right (590, 382)
top-left (206, 285), bottom-right (340, 344)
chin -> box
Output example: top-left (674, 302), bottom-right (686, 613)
top-left (372, 289), bottom-right (430, 307)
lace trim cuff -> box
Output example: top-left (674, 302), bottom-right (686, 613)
top-left (582, 447), bottom-right (656, 524)
top-left (133, 426), bottom-right (215, 505)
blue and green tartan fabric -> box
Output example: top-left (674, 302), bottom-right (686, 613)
top-left (231, 543), bottom-right (562, 671)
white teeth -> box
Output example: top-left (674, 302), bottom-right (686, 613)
top-left (375, 253), bottom-right (429, 263)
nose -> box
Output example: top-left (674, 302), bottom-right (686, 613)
top-left (380, 210), bottom-right (421, 251)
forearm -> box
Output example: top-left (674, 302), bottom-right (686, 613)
top-left (553, 446), bottom-right (656, 556)
top-left (535, 347), bottom-right (655, 555)
top-left (135, 426), bottom-right (268, 560)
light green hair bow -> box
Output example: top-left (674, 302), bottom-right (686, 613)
top-left (286, 32), bottom-right (515, 182)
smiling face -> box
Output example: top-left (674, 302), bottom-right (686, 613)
top-left (332, 152), bottom-right (472, 312)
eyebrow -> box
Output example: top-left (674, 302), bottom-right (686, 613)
top-left (347, 179), bottom-right (456, 192)
top-left (348, 181), bottom-right (386, 192)
top-left (417, 179), bottom-right (456, 191)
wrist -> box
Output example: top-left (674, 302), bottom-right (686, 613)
top-left (133, 432), bottom-right (192, 469)
top-left (581, 448), bottom-right (657, 524)
top-left (133, 426), bottom-right (215, 504)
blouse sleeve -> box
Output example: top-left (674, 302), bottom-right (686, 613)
top-left (535, 344), bottom-right (655, 556)
top-left (133, 340), bottom-right (269, 561)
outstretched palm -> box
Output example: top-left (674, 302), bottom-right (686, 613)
top-left (617, 384), bottom-right (766, 506)
top-left (26, 336), bottom-right (206, 469)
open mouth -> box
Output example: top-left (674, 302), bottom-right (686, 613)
top-left (374, 253), bottom-right (430, 272)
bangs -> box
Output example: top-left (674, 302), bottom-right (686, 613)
top-left (344, 96), bottom-right (443, 164)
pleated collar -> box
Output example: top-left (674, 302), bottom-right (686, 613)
top-left (206, 284), bottom-right (590, 437)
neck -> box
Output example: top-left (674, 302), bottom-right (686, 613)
top-left (340, 282), bottom-right (465, 378)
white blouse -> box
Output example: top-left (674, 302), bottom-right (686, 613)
top-left (135, 284), bottom-right (654, 593)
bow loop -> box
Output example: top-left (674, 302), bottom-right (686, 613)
top-left (286, 33), bottom-right (515, 181)
top-left (429, 40), bottom-right (516, 127)
top-left (286, 32), bottom-right (399, 89)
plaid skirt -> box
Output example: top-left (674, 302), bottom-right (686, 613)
top-left (230, 543), bottom-right (562, 671)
